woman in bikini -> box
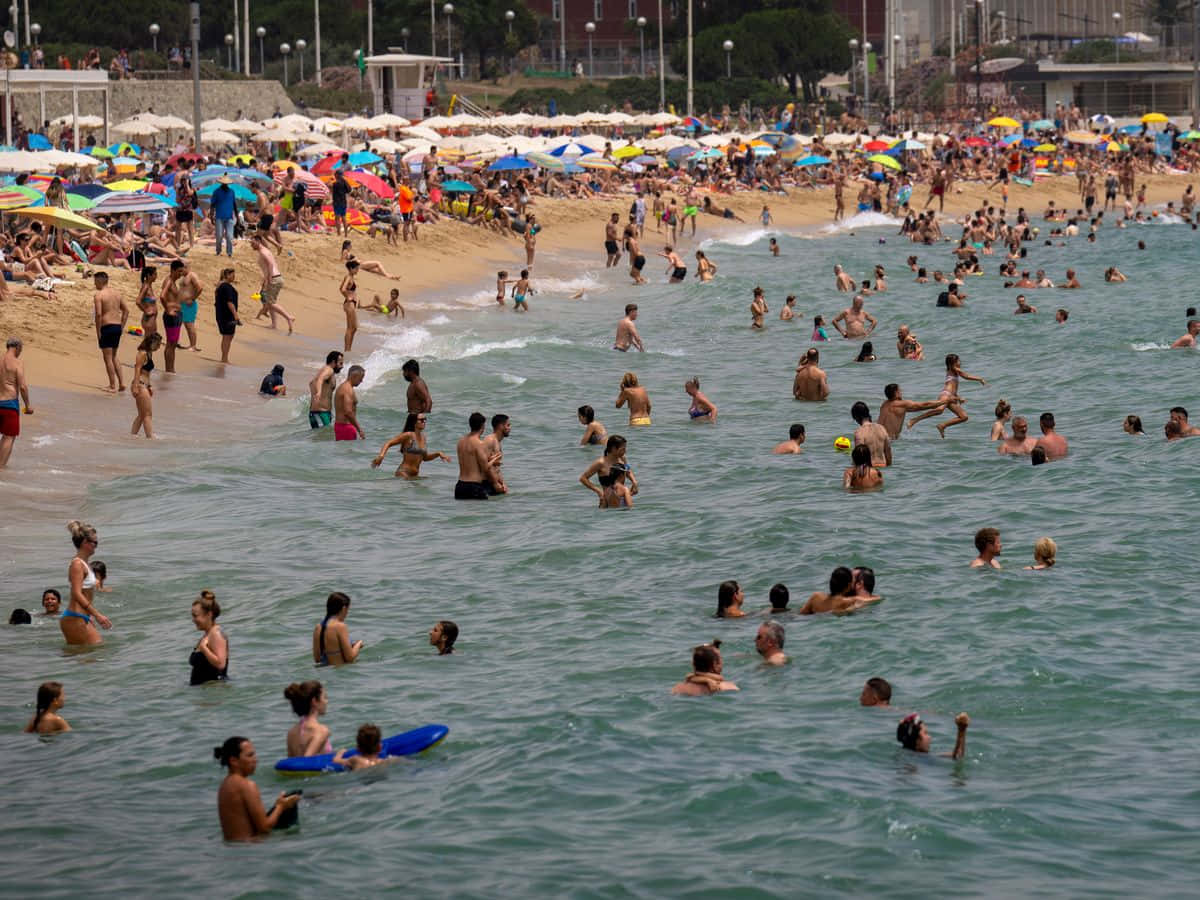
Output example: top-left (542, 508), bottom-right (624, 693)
top-left (684, 377), bottom-right (717, 422)
top-left (577, 405), bottom-right (606, 446)
top-left (340, 260), bottom-right (360, 352)
top-left (130, 332), bottom-right (162, 438)
top-left (135, 266), bottom-right (159, 338)
top-left (370, 413), bottom-right (450, 478)
top-left (991, 399), bottom-right (1011, 441)
top-left (843, 443), bottom-right (884, 492)
top-left (579, 434), bottom-right (637, 507)
top-left (311, 592), bottom-right (363, 667)
top-left (60, 520), bottom-right (112, 645)
top-left (907, 353), bottom-right (987, 437)
top-left (284, 680), bottom-right (332, 756)
top-left (339, 240), bottom-right (399, 279)
top-left (694, 250), bottom-right (717, 282)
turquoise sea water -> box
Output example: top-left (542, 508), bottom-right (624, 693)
top-left (3, 212), bottom-right (1199, 897)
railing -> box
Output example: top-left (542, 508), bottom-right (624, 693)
top-left (452, 93), bottom-right (517, 135)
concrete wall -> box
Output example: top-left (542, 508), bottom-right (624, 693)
top-left (12, 79), bottom-right (297, 129)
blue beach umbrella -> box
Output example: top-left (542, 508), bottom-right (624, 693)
top-left (1029, 119), bottom-right (1054, 131)
top-left (488, 155), bottom-right (537, 171)
top-left (439, 179), bottom-right (476, 192)
top-left (1118, 124), bottom-right (1143, 134)
top-left (27, 134), bottom-right (52, 150)
top-left (347, 150), bottom-right (382, 167)
top-left (562, 162), bottom-right (584, 174)
top-left (548, 142), bottom-right (597, 157)
top-left (796, 154), bottom-right (832, 167)
top-left (196, 181), bottom-right (257, 203)
top-left (66, 183), bottom-right (112, 199)
top-left (107, 142), bottom-right (142, 157)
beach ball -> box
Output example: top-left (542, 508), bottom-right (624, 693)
top-left (834, 436), bottom-right (852, 452)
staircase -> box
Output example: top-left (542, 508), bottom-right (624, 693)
top-left (452, 94), bottom-right (516, 136)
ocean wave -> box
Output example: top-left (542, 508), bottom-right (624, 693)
top-left (428, 314), bottom-right (452, 325)
top-left (499, 373), bottom-right (527, 385)
top-left (1130, 341), bottom-right (1172, 351)
top-left (701, 228), bottom-right (768, 248)
top-left (819, 211), bottom-right (902, 234)
top-left (31, 435), bottom-right (57, 447)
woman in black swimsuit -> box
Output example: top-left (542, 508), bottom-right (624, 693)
top-left (189, 590), bottom-right (229, 685)
top-left (312, 591), bottom-right (362, 667)
top-left (340, 260), bottom-right (359, 353)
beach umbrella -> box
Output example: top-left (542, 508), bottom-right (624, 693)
top-left (344, 170), bottom-right (394, 198)
top-left (620, 162), bottom-right (645, 173)
top-left (1105, 141), bottom-right (1127, 153)
top-left (347, 150), bottom-right (382, 167)
top-left (525, 151), bottom-right (568, 172)
top-left (1090, 113), bottom-right (1115, 126)
top-left (863, 139), bottom-right (890, 151)
top-left (107, 142), bottom-right (141, 157)
top-left (27, 134), bottom-right (52, 150)
top-left (104, 178), bottom-right (150, 191)
top-left (680, 115), bottom-right (704, 130)
top-left (273, 168), bottom-right (330, 200)
top-left (891, 138), bottom-right (926, 151)
top-left (633, 155), bottom-right (659, 165)
top-left (1029, 119), bottom-right (1054, 130)
top-left (1033, 143), bottom-right (1057, 152)
top-left (9, 205), bottom-right (105, 231)
top-left (0, 185), bottom-right (44, 208)
top-left (548, 142), bottom-right (596, 158)
top-left (1181, 130), bottom-right (1200, 140)
top-left (439, 179), bottom-right (476, 192)
top-left (367, 113), bottom-right (411, 129)
top-left (67, 183), bottom-right (111, 199)
top-left (202, 130), bottom-right (240, 145)
top-left (577, 154), bottom-right (618, 170)
top-left (488, 155), bottom-right (537, 172)
top-left (311, 153), bottom-right (349, 175)
top-left (229, 118), bottom-right (265, 133)
top-left (987, 116), bottom-right (1020, 128)
top-left (81, 146), bottom-right (114, 160)
top-left (166, 152), bottom-right (205, 168)
top-left (65, 194), bottom-right (96, 211)
top-left (998, 133), bottom-right (1022, 145)
top-left (202, 118), bottom-right (239, 131)
top-left (226, 154), bottom-right (257, 165)
top-left (1065, 131), bottom-right (1102, 144)
top-left (612, 145), bottom-right (644, 159)
top-left (1141, 112), bottom-right (1169, 124)
top-left (1019, 138), bottom-right (1038, 148)
top-left (193, 168), bottom-right (271, 186)
top-left (796, 154), bottom-right (832, 167)
top-left (92, 192), bottom-right (176, 213)
top-left (50, 114), bottom-right (104, 128)
top-left (868, 154), bottom-right (902, 170)
top-left (963, 136), bottom-right (990, 147)
top-left (113, 120), bottom-right (160, 137)
top-left (154, 115), bottom-right (193, 131)
top-left (196, 181), bottom-right (256, 203)
top-left (271, 159), bottom-right (302, 171)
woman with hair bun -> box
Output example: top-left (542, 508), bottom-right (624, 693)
top-left (61, 521), bottom-right (111, 645)
top-left (189, 590), bottom-right (229, 685)
top-left (284, 681), bottom-right (331, 757)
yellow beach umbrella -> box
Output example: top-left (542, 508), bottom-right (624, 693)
top-left (1034, 143), bottom-right (1057, 152)
top-left (987, 116), bottom-right (1020, 128)
top-left (1105, 141), bottom-right (1127, 153)
top-left (104, 179), bottom-right (150, 191)
top-left (226, 153), bottom-right (256, 165)
top-left (612, 145), bottom-right (644, 159)
top-left (8, 206), bottom-right (106, 231)
top-left (1141, 112), bottom-right (1169, 124)
top-left (271, 159), bottom-right (302, 171)
top-left (867, 153), bottom-right (902, 170)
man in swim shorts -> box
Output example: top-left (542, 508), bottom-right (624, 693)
top-left (403, 359), bottom-right (432, 414)
top-left (333, 364), bottom-right (365, 441)
top-left (92, 272), bottom-right (127, 392)
top-left (174, 260), bottom-right (204, 352)
top-left (309, 351), bottom-right (342, 429)
top-left (832, 295), bottom-right (877, 338)
top-left (604, 212), bottom-right (621, 268)
top-left (661, 246), bottom-right (686, 282)
top-left (0, 336), bottom-right (31, 468)
top-left (878, 383), bottom-right (945, 438)
top-left (454, 411), bottom-right (499, 500)
top-left (625, 224), bottom-right (647, 285)
top-left (614, 305), bottom-right (644, 352)
top-left (482, 414), bottom-right (511, 494)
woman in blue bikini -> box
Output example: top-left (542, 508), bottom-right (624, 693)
top-left (61, 520), bottom-right (112, 645)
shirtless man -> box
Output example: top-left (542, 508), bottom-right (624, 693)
top-left (671, 641), bottom-right (738, 696)
top-left (1171, 319), bottom-right (1200, 348)
top-left (878, 383), bottom-right (945, 438)
top-left (895, 325), bottom-right (914, 358)
top-left (780, 295), bottom-right (796, 320)
top-left (799, 567), bottom-right (858, 614)
top-left (755, 622), bottom-right (788, 666)
top-left (0, 336), bottom-right (31, 468)
top-left (625, 226), bottom-right (647, 285)
top-left (604, 212), bottom-right (621, 267)
top-left (454, 411), bottom-right (501, 500)
top-left (1168, 406), bottom-right (1200, 437)
top-left (333, 364), bottom-right (365, 441)
top-left (1060, 268), bottom-right (1080, 289)
top-left (772, 423), bottom-right (805, 454)
top-left (792, 349), bottom-right (829, 401)
top-left (403, 359), bottom-right (432, 414)
top-left (834, 264), bottom-right (855, 292)
top-left (252, 235), bottom-right (294, 334)
top-left (1014, 294), bottom-right (1037, 314)
top-left (998, 416), bottom-right (1038, 455)
top-left (661, 246), bottom-right (686, 282)
top-left (970, 527), bottom-right (1002, 569)
top-left (749, 287), bottom-right (768, 329)
top-left (174, 260), bottom-right (204, 353)
top-left (616, 372), bottom-right (652, 426)
top-left (215, 738), bottom-right (300, 842)
top-left (832, 295), bottom-right (877, 338)
top-left (481, 413), bottom-right (511, 494)
top-left (308, 350), bottom-right (342, 430)
top-left (1034, 412), bottom-right (1068, 459)
top-left (614, 304), bottom-right (644, 351)
top-left (851, 401), bottom-right (892, 466)
top-left (92, 272), bottom-right (127, 392)
top-left (161, 261), bottom-right (201, 373)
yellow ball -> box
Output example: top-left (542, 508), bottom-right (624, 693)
top-left (834, 436), bottom-right (852, 452)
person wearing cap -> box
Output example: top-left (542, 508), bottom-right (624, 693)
top-left (671, 640), bottom-right (738, 695)
top-left (210, 174), bottom-right (237, 258)
top-left (896, 712), bottom-right (969, 759)
top-left (260, 364), bottom-right (286, 397)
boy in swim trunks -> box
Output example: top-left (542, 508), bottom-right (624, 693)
top-left (661, 246), bottom-right (686, 283)
top-left (496, 270), bottom-right (512, 306)
top-left (511, 270), bottom-right (532, 312)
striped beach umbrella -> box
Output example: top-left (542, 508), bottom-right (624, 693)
top-left (0, 185), bottom-right (45, 209)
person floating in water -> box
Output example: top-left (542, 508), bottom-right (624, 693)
top-left (333, 724), bottom-right (386, 771)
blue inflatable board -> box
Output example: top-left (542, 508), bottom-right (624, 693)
top-left (274, 723), bottom-right (448, 774)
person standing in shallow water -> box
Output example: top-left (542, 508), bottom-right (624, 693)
top-left (189, 590), bottom-right (228, 685)
top-left (60, 520), bottom-right (111, 645)
top-left (215, 737), bottom-right (300, 841)
top-left (313, 591), bottom-right (363, 666)
top-left (672, 640), bottom-right (738, 695)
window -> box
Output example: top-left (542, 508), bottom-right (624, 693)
top-left (628, 0), bottom-right (636, 18)
top-left (593, 0), bottom-right (603, 20)
top-left (552, 0), bottom-right (561, 20)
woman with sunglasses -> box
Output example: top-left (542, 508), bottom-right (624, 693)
top-left (371, 413), bottom-right (450, 479)
top-left (61, 520), bottom-right (112, 645)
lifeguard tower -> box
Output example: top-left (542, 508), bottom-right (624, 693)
top-left (364, 52), bottom-right (452, 120)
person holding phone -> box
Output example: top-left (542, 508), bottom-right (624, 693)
top-left (214, 737), bottom-right (300, 840)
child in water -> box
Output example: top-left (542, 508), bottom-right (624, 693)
top-left (495, 270), bottom-right (513, 306)
top-left (91, 560), bottom-right (111, 592)
top-left (23, 681), bottom-right (70, 733)
top-left (812, 316), bottom-right (830, 341)
top-left (511, 270), bottom-right (533, 312)
top-left (333, 723), bottom-right (386, 771)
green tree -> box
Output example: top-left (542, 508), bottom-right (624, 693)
top-left (1136, 0), bottom-right (1190, 47)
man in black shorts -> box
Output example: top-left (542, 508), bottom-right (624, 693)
top-left (604, 212), bottom-right (621, 267)
top-left (214, 267), bottom-right (242, 364)
top-left (454, 412), bottom-right (497, 500)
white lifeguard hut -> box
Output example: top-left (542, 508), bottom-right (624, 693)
top-left (364, 52), bottom-right (452, 120)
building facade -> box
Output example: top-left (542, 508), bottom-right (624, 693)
top-left (524, 0), bottom-right (676, 75)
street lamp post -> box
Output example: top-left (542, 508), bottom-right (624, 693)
top-left (974, 0), bottom-right (982, 120)
top-left (863, 41), bottom-right (872, 125)
top-left (29, 21), bottom-right (38, 46)
top-left (722, 39), bottom-right (733, 79)
top-left (1113, 12), bottom-right (1121, 64)
top-left (297, 38), bottom-right (306, 81)
top-left (225, 33), bottom-right (234, 70)
top-left (656, 0), bottom-right (664, 110)
top-left (280, 42), bottom-right (290, 85)
top-left (257, 26), bottom-right (266, 75)
top-left (849, 38), bottom-right (858, 102)
top-left (149, 22), bottom-right (160, 53)
top-left (401, 26), bottom-right (410, 52)
top-left (585, 21), bottom-right (595, 78)
top-left (505, 10), bottom-right (515, 74)
top-left (443, 3), bottom-right (454, 78)
top-left (890, 33), bottom-right (899, 119)
top-left (636, 16), bottom-right (646, 76)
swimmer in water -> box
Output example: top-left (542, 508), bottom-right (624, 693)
top-left (780, 295), bottom-right (796, 320)
top-left (684, 377), bottom-right (717, 422)
top-left (896, 712), bottom-right (969, 759)
top-left (614, 304), bottom-right (645, 352)
top-left (671, 640), bottom-right (738, 695)
top-left (834, 264), bottom-right (855, 292)
top-left (793, 349), bottom-right (829, 402)
top-left (616, 372), bottom-right (652, 426)
top-left (991, 399), bottom-right (1011, 441)
top-left (843, 443), bottom-right (884, 492)
top-left (832, 295), bottom-right (877, 338)
top-left (312, 591), bottom-right (363, 666)
top-left (578, 405), bottom-right (607, 446)
top-left (695, 250), bottom-right (717, 282)
top-left (214, 737), bottom-right (300, 841)
top-left (970, 527), bottom-right (1002, 569)
top-left (860, 677), bottom-right (891, 708)
top-left (1104, 266), bottom-right (1127, 283)
top-left (749, 287), bottom-right (768, 329)
top-left (371, 413), bottom-right (450, 478)
top-left (769, 238), bottom-right (780, 257)
top-left (1024, 536), bottom-right (1057, 570)
top-left (284, 681), bottom-right (331, 757)
top-left (1171, 319), bottom-right (1200, 349)
top-left (580, 434), bottom-right (636, 506)
top-left (430, 620), bottom-right (459, 654)
top-left (597, 462), bottom-right (635, 509)
top-left (1123, 415), bottom-right (1145, 435)
top-left (998, 416), bottom-right (1037, 455)
top-left (755, 621), bottom-right (788, 665)
top-left (495, 270), bottom-right (513, 305)
top-left (660, 246), bottom-right (686, 282)
top-left (23, 681), bottom-right (69, 733)
top-left (773, 423), bottom-right (806, 454)
top-left (333, 724), bottom-right (385, 771)
top-left (906, 354), bottom-right (986, 437)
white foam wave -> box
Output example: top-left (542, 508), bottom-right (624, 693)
top-left (499, 373), bottom-right (527, 385)
top-left (31, 435), bottom-right (57, 447)
top-left (701, 228), bottom-right (768, 248)
top-left (532, 273), bottom-right (605, 295)
top-left (1130, 342), bottom-right (1171, 351)
top-left (428, 314), bottom-right (451, 325)
top-left (454, 336), bottom-right (573, 360)
top-left (819, 211), bottom-right (902, 234)
top-left (1146, 211), bottom-right (1185, 225)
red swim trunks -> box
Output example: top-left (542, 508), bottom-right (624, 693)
top-left (0, 407), bottom-right (19, 437)
top-left (333, 422), bottom-right (358, 441)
